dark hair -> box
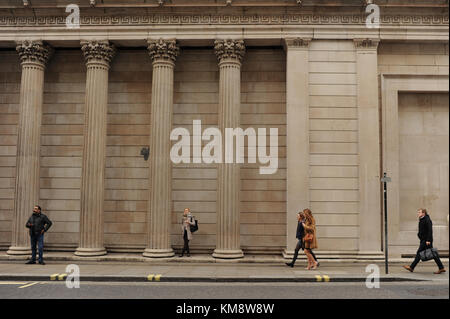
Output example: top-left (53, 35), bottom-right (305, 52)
top-left (35, 205), bottom-right (41, 211)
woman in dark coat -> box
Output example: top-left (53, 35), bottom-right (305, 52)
top-left (285, 212), bottom-right (305, 267)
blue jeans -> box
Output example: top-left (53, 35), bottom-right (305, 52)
top-left (30, 233), bottom-right (44, 263)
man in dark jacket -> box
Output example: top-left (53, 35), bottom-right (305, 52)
top-left (403, 208), bottom-right (446, 274)
top-left (25, 205), bottom-right (52, 265)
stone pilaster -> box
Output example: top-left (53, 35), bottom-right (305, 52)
top-left (143, 39), bottom-right (179, 258)
top-left (7, 41), bottom-right (52, 255)
top-left (212, 39), bottom-right (245, 259)
top-left (354, 38), bottom-right (382, 254)
top-left (75, 40), bottom-right (115, 256)
top-left (282, 38), bottom-right (311, 259)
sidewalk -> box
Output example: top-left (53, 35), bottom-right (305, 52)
top-left (0, 252), bottom-right (448, 283)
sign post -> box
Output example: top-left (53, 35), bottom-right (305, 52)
top-left (381, 172), bottom-right (391, 274)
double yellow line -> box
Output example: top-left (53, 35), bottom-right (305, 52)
top-left (147, 274), bottom-right (162, 281)
top-left (315, 275), bottom-right (330, 282)
top-left (50, 273), bottom-right (67, 281)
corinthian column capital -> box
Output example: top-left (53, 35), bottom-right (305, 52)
top-left (147, 38), bottom-right (180, 64)
top-left (81, 40), bottom-right (116, 67)
top-left (16, 40), bottom-right (53, 67)
top-left (214, 39), bottom-right (245, 64)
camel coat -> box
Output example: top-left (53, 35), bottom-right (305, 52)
top-left (303, 222), bottom-right (318, 249)
top-left (181, 214), bottom-right (195, 241)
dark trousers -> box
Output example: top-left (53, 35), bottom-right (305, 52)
top-left (30, 233), bottom-right (44, 263)
top-left (291, 240), bottom-right (318, 265)
top-left (410, 241), bottom-right (444, 270)
top-left (181, 230), bottom-right (190, 255)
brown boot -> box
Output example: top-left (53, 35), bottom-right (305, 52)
top-left (434, 268), bottom-right (446, 274)
top-left (403, 265), bottom-right (414, 272)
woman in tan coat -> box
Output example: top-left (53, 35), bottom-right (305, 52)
top-left (302, 208), bottom-right (319, 270)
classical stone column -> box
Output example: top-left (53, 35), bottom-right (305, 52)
top-left (212, 39), bottom-right (245, 259)
top-left (143, 39), bottom-right (179, 258)
top-left (75, 40), bottom-right (115, 256)
top-left (282, 38), bottom-right (311, 259)
top-left (354, 38), bottom-right (382, 254)
top-left (7, 41), bottom-right (52, 255)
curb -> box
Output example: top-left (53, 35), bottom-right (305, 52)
top-left (0, 275), bottom-right (427, 283)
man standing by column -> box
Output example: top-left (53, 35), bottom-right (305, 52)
top-left (25, 205), bottom-right (52, 265)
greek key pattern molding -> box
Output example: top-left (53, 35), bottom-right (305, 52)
top-left (0, 14), bottom-right (448, 26)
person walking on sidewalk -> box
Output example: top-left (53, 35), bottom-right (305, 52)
top-left (179, 208), bottom-right (195, 257)
top-left (403, 208), bottom-right (446, 274)
top-left (25, 205), bottom-right (52, 265)
top-left (285, 211), bottom-right (306, 268)
top-left (303, 208), bottom-right (319, 270)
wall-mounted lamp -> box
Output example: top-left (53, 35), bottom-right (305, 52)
top-left (141, 147), bottom-right (150, 161)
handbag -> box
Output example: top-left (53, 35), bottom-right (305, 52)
top-left (419, 247), bottom-right (439, 261)
top-left (304, 233), bottom-right (314, 242)
top-left (190, 217), bottom-right (199, 233)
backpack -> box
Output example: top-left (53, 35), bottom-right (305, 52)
top-left (190, 217), bottom-right (199, 233)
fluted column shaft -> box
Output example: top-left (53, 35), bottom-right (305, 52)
top-left (7, 41), bottom-right (52, 255)
top-left (143, 39), bottom-right (179, 258)
top-left (75, 41), bottom-right (115, 256)
top-left (213, 39), bottom-right (245, 259)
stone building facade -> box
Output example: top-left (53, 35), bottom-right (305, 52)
top-left (0, 0), bottom-right (448, 259)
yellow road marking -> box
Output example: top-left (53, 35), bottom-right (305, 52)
top-left (58, 274), bottom-right (67, 281)
top-left (147, 274), bottom-right (154, 281)
top-left (315, 275), bottom-right (322, 282)
top-left (18, 282), bottom-right (39, 289)
top-left (323, 275), bottom-right (330, 282)
top-left (50, 274), bottom-right (59, 281)
top-left (155, 274), bottom-right (161, 282)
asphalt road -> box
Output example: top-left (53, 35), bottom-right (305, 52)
top-left (0, 281), bottom-right (448, 299)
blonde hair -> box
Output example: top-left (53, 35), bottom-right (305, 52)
top-left (303, 208), bottom-right (315, 225)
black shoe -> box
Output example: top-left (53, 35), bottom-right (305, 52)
top-left (179, 253), bottom-right (184, 257)
top-left (186, 253), bottom-right (190, 257)
top-left (285, 262), bottom-right (294, 268)
top-left (26, 260), bottom-right (36, 265)
top-left (38, 261), bottom-right (45, 265)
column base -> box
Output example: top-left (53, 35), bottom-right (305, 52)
top-left (74, 247), bottom-right (107, 257)
top-left (142, 248), bottom-right (175, 258)
top-left (6, 246), bottom-right (30, 255)
top-left (212, 249), bottom-right (244, 259)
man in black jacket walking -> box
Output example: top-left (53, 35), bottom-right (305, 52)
top-left (403, 208), bottom-right (446, 274)
top-left (25, 205), bottom-right (52, 265)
